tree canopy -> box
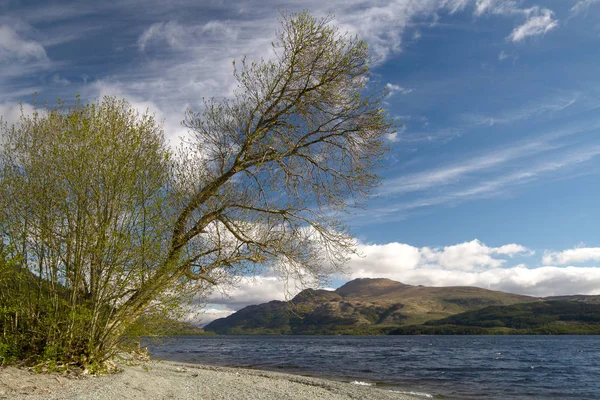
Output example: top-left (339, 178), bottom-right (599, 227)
top-left (0, 12), bottom-right (393, 369)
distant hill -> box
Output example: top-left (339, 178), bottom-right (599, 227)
top-left (389, 300), bottom-right (600, 335)
top-left (545, 295), bottom-right (600, 304)
top-left (204, 278), bottom-right (540, 334)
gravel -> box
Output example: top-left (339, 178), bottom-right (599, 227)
top-left (1, 361), bottom-right (422, 400)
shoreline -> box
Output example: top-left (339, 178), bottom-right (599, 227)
top-left (1, 360), bottom-right (424, 400)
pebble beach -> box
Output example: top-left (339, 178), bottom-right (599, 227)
top-left (1, 361), bottom-right (421, 400)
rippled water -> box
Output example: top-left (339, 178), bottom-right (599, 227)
top-left (145, 335), bottom-right (600, 399)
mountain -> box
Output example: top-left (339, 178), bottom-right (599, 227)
top-left (204, 278), bottom-right (539, 334)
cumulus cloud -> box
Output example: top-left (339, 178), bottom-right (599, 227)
top-left (508, 8), bottom-right (558, 42)
top-left (199, 307), bottom-right (238, 324)
top-left (345, 240), bottom-right (600, 296)
top-left (0, 102), bottom-right (35, 127)
top-left (200, 274), bottom-right (308, 324)
top-left (350, 239), bottom-right (530, 274)
top-left (542, 247), bottom-right (600, 265)
top-left (206, 275), bottom-right (291, 307)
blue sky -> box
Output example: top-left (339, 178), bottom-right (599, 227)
top-left (2, 0), bottom-right (600, 322)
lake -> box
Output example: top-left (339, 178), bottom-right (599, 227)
top-left (145, 335), bottom-right (600, 399)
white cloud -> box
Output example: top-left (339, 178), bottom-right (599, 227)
top-left (386, 83), bottom-right (414, 96)
top-left (348, 239), bottom-right (530, 275)
top-left (138, 21), bottom-right (178, 51)
top-left (495, 243), bottom-right (530, 255)
top-left (200, 274), bottom-right (312, 324)
top-left (468, 1), bottom-right (558, 43)
top-left (26, 0), bottom-right (556, 141)
top-left (0, 102), bottom-right (35, 127)
top-left (125, 1), bottom-right (559, 121)
top-left (52, 73), bottom-right (70, 85)
top-left (370, 144), bottom-right (600, 221)
top-left (369, 114), bottom-right (600, 224)
top-left (474, 0), bottom-right (519, 16)
top-left (345, 240), bottom-right (600, 296)
top-left (571, 0), bottom-right (600, 16)
top-left (444, 146), bottom-right (600, 197)
top-left (0, 0), bottom-right (561, 109)
top-left (0, 20), bottom-right (51, 99)
top-left (467, 95), bottom-right (577, 126)
top-left (543, 247), bottom-right (600, 265)
top-left (378, 135), bottom-right (559, 196)
top-left (199, 307), bottom-right (237, 325)
top-left (0, 25), bottom-right (47, 62)
top-left (138, 20), bottom-right (240, 52)
top-left (206, 275), bottom-right (292, 307)
top-left (508, 8), bottom-right (558, 42)
top-left (435, 241), bottom-right (507, 270)
top-left (498, 50), bottom-right (519, 63)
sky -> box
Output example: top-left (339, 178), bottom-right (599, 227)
top-left (2, 0), bottom-right (600, 324)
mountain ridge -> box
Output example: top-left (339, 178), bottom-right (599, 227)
top-left (204, 278), bottom-right (548, 334)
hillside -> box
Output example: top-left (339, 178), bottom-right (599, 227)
top-left (204, 278), bottom-right (539, 334)
top-left (389, 300), bottom-right (600, 334)
top-left (545, 295), bottom-right (600, 304)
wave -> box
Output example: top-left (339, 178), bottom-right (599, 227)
top-left (393, 390), bottom-right (434, 398)
top-left (351, 381), bottom-right (374, 386)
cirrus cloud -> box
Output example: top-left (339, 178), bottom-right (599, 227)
top-left (508, 8), bottom-right (558, 42)
top-left (571, 0), bottom-right (600, 16)
top-left (0, 25), bottom-right (47, 62)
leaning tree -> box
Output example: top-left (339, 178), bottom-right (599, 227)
top-left (0, 12), bottom-right (393, 368)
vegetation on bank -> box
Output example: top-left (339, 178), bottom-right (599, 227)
top-left (388, 323), bottom-right (600, 335)
top-left (383, 301), bottom-right (600, 335)
top-left (391, 300), bottom-right (600, 335)
top-left (0, 12), bottom-right (393, 369)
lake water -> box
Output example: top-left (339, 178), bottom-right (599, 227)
top-left (145, 335), bottom-right (600, 399)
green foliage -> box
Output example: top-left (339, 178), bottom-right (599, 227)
top-left (0, 97), bottom-right (176, 368)
top-left (0, 341), bottom-right (18, 365)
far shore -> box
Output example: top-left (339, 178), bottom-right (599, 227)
top-left (1, 360), bottom-right (423, 400)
